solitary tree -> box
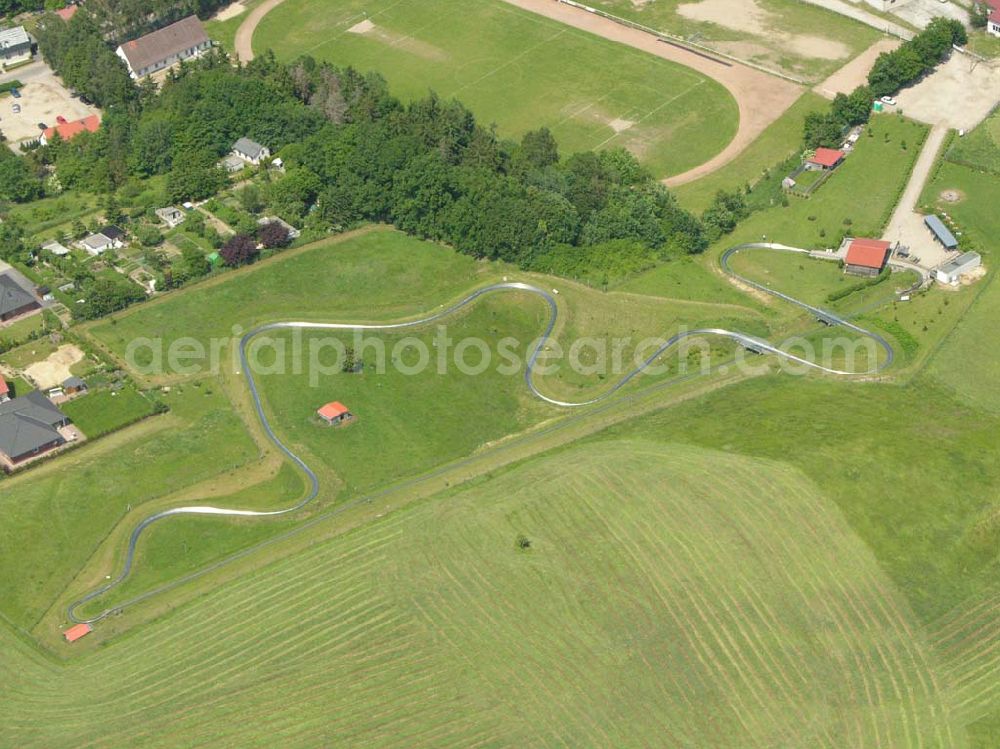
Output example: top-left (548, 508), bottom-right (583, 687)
top-left (258, 221), bottom-right (291, 249)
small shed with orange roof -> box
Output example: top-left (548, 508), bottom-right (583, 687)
top-left (807, 147), bottom-right (845, 171)
top-left (63, 622), bottom-right (92, 643)
top-left (0, 376), bottom-right (9, 404)
top-left (317, 401), bottom-right (352, 426)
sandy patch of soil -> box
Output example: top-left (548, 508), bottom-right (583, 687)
top-left (678, 0), bottom-right (848, 60)
top-left (939, 189), bottom-right (964, 203)
top-left (24, 344), bottom-right (85, 390)
top-left (347, 18), bottom-right (375, 34)
top-left (213, 2), bottom-right (246, 22)
top-left (346, 19), bottom-right (446, 60)
top-left (609, 118), bottom-right (637, 133)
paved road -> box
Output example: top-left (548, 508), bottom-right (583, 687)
top-left (67, 244), bottom-right (896, 626)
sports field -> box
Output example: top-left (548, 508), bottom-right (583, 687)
top-left (251, 0), bottom-right (739, 178)
top-left (0, 441), bottom-right (967, 746)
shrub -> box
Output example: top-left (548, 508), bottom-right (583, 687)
top-left (220, 234), bottom-right (259, 267)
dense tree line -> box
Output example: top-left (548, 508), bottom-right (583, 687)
top-left (804, 17), bottom-right (965, 149)
top-left (868, 18), bottom-right (966, 97)
top-left (0, 0), bottom-right (42, 17)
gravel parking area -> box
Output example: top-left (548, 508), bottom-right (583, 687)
top-left (895, 53), bottom-right (1000, 131)
top-left (0, 61), bottom-right (99, 146)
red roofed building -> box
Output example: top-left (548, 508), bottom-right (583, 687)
top-left (807, 147), bottom-right (845, 170)
top-left (63, 622), bottom-right (92, 642)
top-left (0, 377), bottom-right (9, 404)
top-left (55, 5), bottom-right (79, 21)
top-left (39, 114), bottom-right (100, 146)
top-left (317, 401), bottom-right (352, 425)
top-left (986, 0), bottom-right (1000, 35)
top-left (845, 238), bottom-right (891, 277)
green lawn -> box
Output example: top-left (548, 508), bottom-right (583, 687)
top-left (0, 441), bottom-right (958, 746)
top-left (251, 0), bottom-right (739, 178)
top-left (584, 0), bottom-right (880, 81)
top-left (0, 313), bottom-right (44, 347)
top-left (710, 114), bottom-right (926, 251)
top-left (60, 386), bottom-right (157, 438)
top-left (0, 382), bottom-right (257, 631)
top-left (4, 192), bottom-right (99, 240)
top-left (674, 92), bottom-right (829, 213)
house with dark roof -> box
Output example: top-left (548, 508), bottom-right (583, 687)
top-left (844, 238), bottom-right (891, 277)
top-left (0, 274), bottom-right (40, 322)
top-left (115, 16), bottom-right (211, 79)
top-left (0, 391), bottom-right (70, 469)
top-left (232, 138), bottom-right (270, 166)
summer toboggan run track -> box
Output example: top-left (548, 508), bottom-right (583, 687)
top-left (67, 243), bottom-right (906, 625)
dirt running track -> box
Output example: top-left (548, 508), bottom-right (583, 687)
top-left (235, 0), bottom-right (803, 185)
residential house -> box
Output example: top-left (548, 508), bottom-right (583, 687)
top-left (0, 377), bottom-right (10, 404)
top-left (155, 206), bottom-right (186, 228)
top-left (220, 154), bottom-right (246, 173)
top-left (39, 114), bottom-right (100, 146)
top-left (115, 15), bottom-right (211, 79)
top-left (986, 0), bottom-right (1000, 36)
top-left (0, 26), bottom-right (32, 67)
top-left (844, 238), bottom-right (891, 277)
top-left (0, 391), bottom-right (70, 470)
top-left (232, 138), bottom-right (270, 166)
top-left (0, 274), bottom-right (41, 322)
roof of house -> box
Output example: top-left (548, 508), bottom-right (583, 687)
top-left (939, 251), bottom-right (981, 276)
top-left (99, 225), bottom-right (126, 241)
top-left (42, 240), bottom-right (71, 256)
top-left (81, 233), bottom-right (112, 250)
top-left (809, 148), bottom-right (845, 168)
top-left (0, 378), bottom-right (9, 396)
top-left (0, 391), bottom-right (67, 461)
top-left (117, 15), bottom-right (209, 72)
top-left (63, 376), bottom-right (86, 389)
top-left (42, 114), bottom-right (100, 143)
top-left (0, 26), bottom-right (31, 50)
top-left (924, 214), bottom-right (958, 248)
top-left (988, 0), bottom-right (1000, 22)
top-left (0, 275), bottom-right (37, 317)
top-left (317, 401), bottom-right (350, 420)
top-left (845, 238), bottom-right (891, 270)
top-left (55, 5), bottom-right (79, 21)
top-left (63, 622), bottom-right (92, 642)
top-left (233, 137), bottom-right (267, 159)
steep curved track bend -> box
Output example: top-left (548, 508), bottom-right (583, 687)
top-left (68, 243), bottom-right (899, 624)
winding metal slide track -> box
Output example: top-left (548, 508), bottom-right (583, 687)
top-left (67, 243), bottom-right (897, 624)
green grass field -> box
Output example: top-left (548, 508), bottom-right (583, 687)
top-left (251, 0), bottom-right (739, 178)
top-left (0, 441), bottom-right (962, 746)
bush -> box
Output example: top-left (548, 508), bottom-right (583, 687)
top-left (258, 221), bottom-right (291, 249)
top-left (220, 234), bottom-right (259, 267)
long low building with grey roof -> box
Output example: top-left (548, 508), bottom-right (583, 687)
top-left (0, 391), bottom-right (71, 470)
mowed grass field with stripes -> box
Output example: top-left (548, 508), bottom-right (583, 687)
top-left (251, 0), bottom-right (739, 178)
top-left (0, 441), bottom-right (971, 747)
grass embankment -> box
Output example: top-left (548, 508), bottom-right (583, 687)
top-left (253, 0), bottom-right (738, 178)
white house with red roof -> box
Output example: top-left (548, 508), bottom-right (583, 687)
top-left (986, 0), bottom-right (1000, 35)
top-left (39, 114), bottom-right (100, 146)
top-left (317, 401), bottom-right (353, 426)
top-left (806, 148), bottom-right (845, 171)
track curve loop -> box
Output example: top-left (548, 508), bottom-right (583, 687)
top-left (67, 242), bottom-right (896, 623)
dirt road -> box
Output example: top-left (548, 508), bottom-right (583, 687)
top-left (498, 0), bottom-right (803, 186)
top-left (814, 37), bottom-right (900, 99)
top-left (234, 0), bottom-right (286, 62)
top-left (234, 0), bottom-right (803, 185)
top-left (881, 124), bottom-right (949, 268)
